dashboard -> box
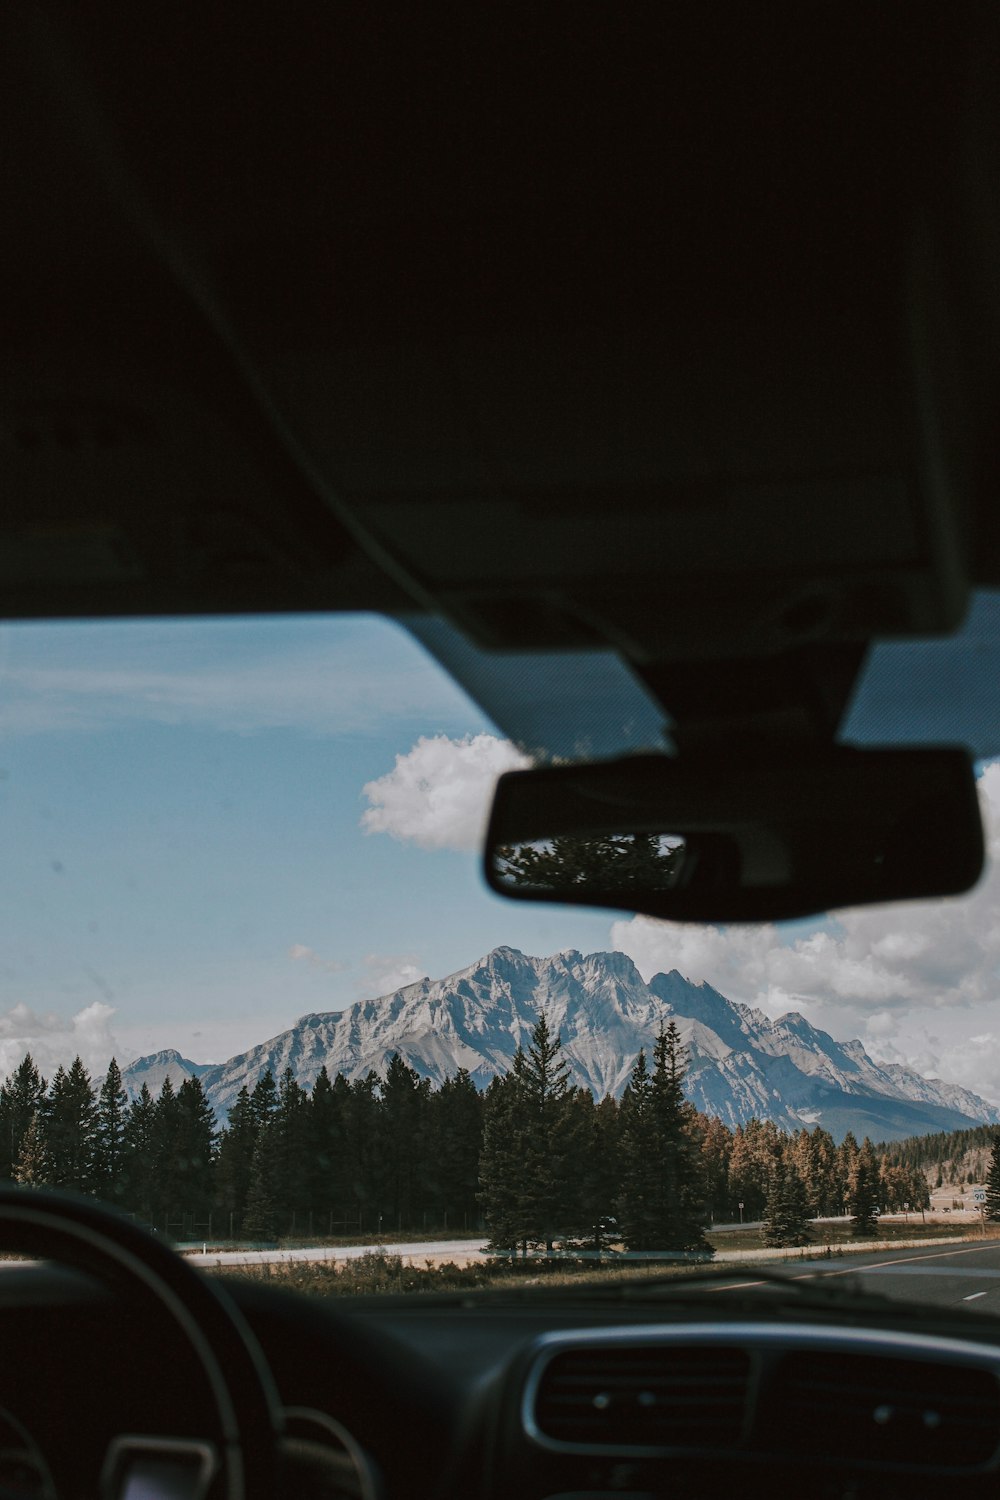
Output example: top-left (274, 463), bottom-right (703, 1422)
top-left (7, 1264), bottom-right (1000, 1500)
top-left (220, 1279), bottom-right (1000, 1500)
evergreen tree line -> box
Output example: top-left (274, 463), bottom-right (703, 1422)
top-left (0, 1029), bottom-right (932, 1247)
top-left (0, 1052), bottom-right (482, 1239)
top-left (879, 1122), bottom-right (999, 1190)
top-left (879, 1121), bottom-right (999, 1169)
top-left (478, 1018), bottom-right (931, 1255)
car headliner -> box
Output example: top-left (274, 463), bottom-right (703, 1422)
top-left (3, 7), bottom-right (998, 773)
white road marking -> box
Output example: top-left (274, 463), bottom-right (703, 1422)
top-left (964, 1291), bottom-right (988, 1301)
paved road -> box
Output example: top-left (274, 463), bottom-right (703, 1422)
top-left (709, 1239), bottom-right (1000, 1313)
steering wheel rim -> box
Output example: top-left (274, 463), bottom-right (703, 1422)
top-left (0, 1186), bottom-right (283, 1500)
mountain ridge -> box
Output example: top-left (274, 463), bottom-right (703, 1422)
top-left (120, 947), bottom-right (1000, 1144)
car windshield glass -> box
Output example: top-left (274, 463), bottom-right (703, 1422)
top-left (2, 613), bottom-right (999, 1313)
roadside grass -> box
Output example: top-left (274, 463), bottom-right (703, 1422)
top-left (217, 1251), bottom-right (725, 1299)
top-left (216, 1243), bottom-right (933, 1299)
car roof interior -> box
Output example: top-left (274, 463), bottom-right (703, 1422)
top-left (4, 5), bottom-right (998, 889)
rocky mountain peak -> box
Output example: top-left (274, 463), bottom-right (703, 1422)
top-left (119, 947), bottom-right (1000, 1143)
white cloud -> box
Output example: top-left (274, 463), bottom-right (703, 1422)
top-left (860, 1025), bottom-right (1000, 1106)
top-left (611, 765), bottom-right (1000, 1098)
top-left (288, 943), bottom-right (345, 974)
top-left (613, 763), bottom-right (1000, 1016)
top-left (360, 733), bottom-right (529, 851)
top-left (358, 953), bottom-right (427, 997)
top-left (0, 1000), bottom-right (119, 1084)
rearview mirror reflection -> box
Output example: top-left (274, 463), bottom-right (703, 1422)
top-left (484, 749), bottom-right (984, 923)
top-left (493, 833), bottom-right (686, 896)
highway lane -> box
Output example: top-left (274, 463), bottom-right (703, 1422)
top-left (712, 1240), bottom-right (1000, 1314)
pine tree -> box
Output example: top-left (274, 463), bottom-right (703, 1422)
top-left (94, 1058), bottom-right (129, 1207)
top-left (908, 1166), bottom-right (931, 1213)
top-left (618, 1048), bottom-right (657, 1249)
top-left (121, 1084), bottom-right (157, 1223)
top-left (618, 1028), bottom-right (713, 1257)
top-left (648, 1023), bottom-right (712, 1255)
top-left (242, 1126), bottom-right (281, 1241)
top-left (728, 1120), bottom-right (781, 1222)
top-left (0, 1055), bottom-right (47, 1181)
top-left (14, 1112), bottom-right (49, 1187)
top-left (849, 1137), bottom-right (881, 1237)
top-left (838, 1132), bottom-right (861, 1215)
top-left (344, 1072), bottom-right (381, 1233)
top-left (215, 1086), bottom-right (256, 1235)
top-left (762, 1156), bottom-right (811, 1247)
top-left (305, 1068), bottom-right (349, 1233)
top-left (149, 1076), bottom-right (182, 1230)
top-left (170, 1077), bottom-right (217, 1228)
top-left (583, 1093), bottom-right (622, 1252)
top-left (426, 1068), bottom-right (483, 1231)
top-left (699, 1113), bottom-right (734, 1223)
top-left (250, 1070), bottom-right (278, 1135)
top-left (273, 1067), bottom-right (310, 1234)
top-left (45, 1057), bottom-right (99, 1194)
top-left (495, 833), bottom-right (683, 896)
top-left (479, 1070), bottom-right (526, 1257)
top-left (375, 1054), bottom-right (428, 1233)
top-left (512, 1015), bottom-right (584, 1252)
top-left (793, 1126), bottom-right (842, 1218)
top-left (985, 1133), bottom-right (1000, 1220)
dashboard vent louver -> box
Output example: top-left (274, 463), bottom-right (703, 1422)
top-left (760, 1350), bottom-right (1000, 1469)
top-left (532, 1343), bottom-right (750, 1449)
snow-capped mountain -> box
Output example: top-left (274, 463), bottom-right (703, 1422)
top-left (120, 948), bottom-right (1000, 1143)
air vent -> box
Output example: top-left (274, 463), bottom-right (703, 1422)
top-left (531, 1343), bottom-right (750, 1449)
top-left (760, 1350), bottom-right (1000, 1469)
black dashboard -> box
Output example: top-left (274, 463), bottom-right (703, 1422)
top-left (245, 1278), bottom-right (1000, 1500)
top-left (238, 1280), bottom-right (1000, 1500)
top-left (7, 1264), bottom-right (1000, 1500)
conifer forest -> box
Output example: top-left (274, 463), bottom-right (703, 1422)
top-left (0, 1019), bottom-right (937, 1250)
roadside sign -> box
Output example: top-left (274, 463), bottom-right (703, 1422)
top-left (973, 1190), bottom-right (986, 1202)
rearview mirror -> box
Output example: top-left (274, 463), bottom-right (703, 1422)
top-left (484, 748), bottom-right (983, 923)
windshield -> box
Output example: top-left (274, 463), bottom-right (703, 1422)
top-left (2, 613), bottom-right (999, 1309)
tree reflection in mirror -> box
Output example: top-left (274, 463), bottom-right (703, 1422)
top-left (493, 833), bottom-right (686, 896)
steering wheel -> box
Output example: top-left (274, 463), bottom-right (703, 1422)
top-left (0, 1186), bottom-right (283, 1500)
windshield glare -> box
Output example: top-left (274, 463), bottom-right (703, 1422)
top-left (1, 614), bottom-right (998, 1308)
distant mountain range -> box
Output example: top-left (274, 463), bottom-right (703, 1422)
top-left (120, 947), bottom-right (1000, 1144)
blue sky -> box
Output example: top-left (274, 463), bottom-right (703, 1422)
top-left (1, 612), bottom-right (999, 1104)
top-left (0, 615), bottom-right (616, 1067)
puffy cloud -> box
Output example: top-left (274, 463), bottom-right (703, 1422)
top-left (358, 953), bottom-right (427, 997)
top-left (861, 1025), bottom-right (1000, 1106)
top-left (611, 763), bottom-right (1000, 1022)
top-left (0, 1000), bottom-right (119, 1083)
top-left (360, 734), bottom-right (529, 852)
